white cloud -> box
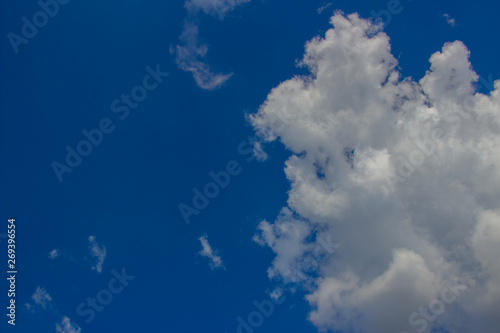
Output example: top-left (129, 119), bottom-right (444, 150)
top-left (174, 0), bottom-right (250, 89)
top-left (253, 208), bottom-right (313, 282)
top-left (269, 287), bottom-right (284, 301)
top-left (30, 286), bottom-right (52, 309)
top-left (88, 236), bottom-right (106, 273)
top-left (25, 287), bottom-right (81, 332)
top-left (251, 13), bottom-right (500, 333)
top-left (48, 249), bottom-right (60, 259)
top-left (185, 0), bottom-right (250, 18)
top-left (253, 141), bottom-right (268, 161)
top-left (175, 21), bottom-right (233, 90)
top-left (443, 14), bottom-right (456, 27)
top-left (318, 3), bottom-right (333, 14)
top-left (56, 316), bottom-right (81, 333)
top-left (198, 235), bottom-right (225, 270)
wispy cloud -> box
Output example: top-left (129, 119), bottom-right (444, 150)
top-left (317, 3), bottom-right (333, 14)
top-left (174, 21), bottom-right (233, 90)
top-left (25, 286), bottom-right (81, 332)
top-left (25, 286), bottom-right (52, 311)
top-left (32, 286), bottom-right (52, 308)
top-left (48, 249), bottom-right (60, 259)
top-left (443, 13), bottom-right (456, 26)
top-left (88, 236), bottom-right (106, 273)
top-left (174, 0), bottom-right (250, 89)
top-left (185, 0), bottom-right (250, 19)
top-left (252, 141), bottom-right (268, 161)
top-left (198, 235), bottom-right (224, 270)
top-left (56, 316), bottom-right (81, 333)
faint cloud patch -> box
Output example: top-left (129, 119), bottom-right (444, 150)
top-left (253, 141), bottom-right (268, 161)
top-left (56, 316), bottom-right (81, 333)
top-left (174, 0), bottom-right (251, 89)
top-left (174, 21), bottom-right (233, 90)
top-left (269, 287), bottom-right (284, 301)
top-left (318, 3), bottom-right (333, 14)
top-left (88, 236), bottom-right (107, 273)
top-left (25, 286), bottom-right (81, 332)
top-left (32, 286), bottom-right (52, 309)
top-left (185, 0), bottom-right (250, 19)
top-left (26, 286), bottom-right (52, 311)
top-left (48, 249), bottom-right (60, 259)
top-left (198, 235), bottom-right (225, 270)
top-left (443, 13), bottom-right (456, 26)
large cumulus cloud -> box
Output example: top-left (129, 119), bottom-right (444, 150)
top-left (251, 12), bottom-right (500, 333)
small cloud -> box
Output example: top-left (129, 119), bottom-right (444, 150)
top-left (253, 141), bottom-right (268, 161)
top-left (269, 287), bottom-right (284, 301)
top-left (174, 0), bottom-right (250, 89)
top-left (26, 288), bottom-right (81, 332)
top-left (48, 249), bottom-right (60, 259)
top-left (443, 14), bottom-right (456, 26)
top-left (175, 21), bottom-right (233, 90)
top-left (185, 0), bottom-right (250, 19)
top-left (56, 316), bottom-right (81, 333)
top-left (318, 3), bottom-right (333, 14)
top-left (88, 236), bottom-right (106, 273)
top-left (198, 235), bottom-right (224, 270)
top-left (31, 286), bottom-right (52, 309)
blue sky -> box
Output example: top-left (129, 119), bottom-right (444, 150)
top-left (1, 0), bottom-right (500, 332)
